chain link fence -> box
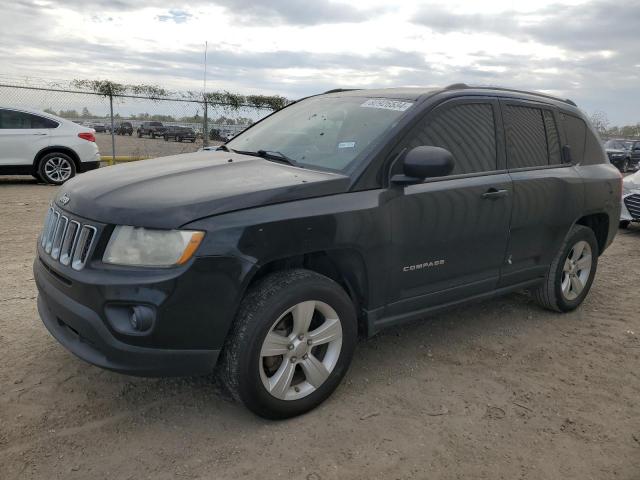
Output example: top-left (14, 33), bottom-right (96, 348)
top-left (0, 80), bottom-right (276, 163)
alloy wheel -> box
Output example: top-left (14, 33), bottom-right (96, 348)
top-left (43, 157), bottom-right (72, 183)
top-left (561, 240), bottom-right (592, 301)
top-left (259, 300), bottom-right (343, 401)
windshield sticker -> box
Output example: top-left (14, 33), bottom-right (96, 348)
top-left (361, 99), bottom-right (413, 112)
top-left (338, 141), bottom-right (356, 149)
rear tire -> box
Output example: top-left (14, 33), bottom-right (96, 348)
top-left (533, 225), bottom-right (598, 312)
top-left (220, 269), bottom-right (357, 419)
top-left (38, 152), bottom-right (76, 185)
top-left (620, 220), bottom-right (631, 229)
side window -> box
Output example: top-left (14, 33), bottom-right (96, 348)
top-left (401, 102), bottom-right (497, 175)
top-left (0, 110), bottom-right (58, 129)
top-left (504, 105), bottom-right (548, 168)
top-left (560, 113), bottom-right (586, 163)
top-left (583, 128), bottom-right (606, 165)
top-left (543, 110), bottom-right (561, 164)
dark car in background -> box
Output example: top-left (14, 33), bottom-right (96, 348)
top-left (627, 140), bottom-right (640, 172)
top-left (137, 121), bottom-right (166, 139)
top-left (604, 139), bottom-right (632, 172)
top-left (209, 128), bottom-right (234, 142)
top-left (114, 122), bottom-right (133, 136)
top-left (91, 123), bottom-right (106, 133)
top-left (164, 126), bottom-right (196, 143)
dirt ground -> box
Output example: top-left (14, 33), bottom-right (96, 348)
top-left (0, 176), bottom-right (639, 480)
top-left (94, 132), bottom-right (219, 158)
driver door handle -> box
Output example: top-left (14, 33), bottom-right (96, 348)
top-left (482, 188), bottom-right (509, 200)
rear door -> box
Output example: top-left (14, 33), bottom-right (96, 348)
top-left (384, 97), bottom-right (513, 318)
top-left (499, 99), bottom-right (583, 286)
top-left (0, 109), bottom-right (54, 166)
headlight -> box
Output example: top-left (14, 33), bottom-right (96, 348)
top-left (103, 226), bottom-right (205, 267)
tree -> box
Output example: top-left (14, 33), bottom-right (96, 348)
top-left (590, 111), bottom-right (609, 135)
top-left (43, 108), bottom-right (57, 115)
top-left (58, 109), bottom-right (79, 118)
top-left (81, 107), bottom-right (92, 118)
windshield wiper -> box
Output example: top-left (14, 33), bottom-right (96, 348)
top-left (257, 150), bottom-right (298, 166)
top-left (234, 149), bottom-right (298, 166)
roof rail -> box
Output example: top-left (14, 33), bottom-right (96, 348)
top-left (323, 88), bottom-right (361, 94)
top-left (443, 83), bottom-right (577, 107)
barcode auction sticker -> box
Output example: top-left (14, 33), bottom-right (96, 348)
top-left (360, 99), bottom-right (413, 112)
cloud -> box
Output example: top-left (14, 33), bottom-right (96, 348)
top-left (207, 0), bottom-right (377, 25)
top-left (2, 0), bottom-right (640, 124)
top-left (156, 9), bottom-right (192, 24)
top-left (32, 0), bottom-right (376, 25)
top-left (412, 1), bottom-right (640, 54)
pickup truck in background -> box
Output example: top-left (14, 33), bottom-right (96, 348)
top-left (137, 121), bottom-right (166, 139)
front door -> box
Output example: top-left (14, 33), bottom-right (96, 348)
top-left (384, 97), bottom-right (513, 320)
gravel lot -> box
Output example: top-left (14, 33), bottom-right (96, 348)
top-left (95, 132), bottom-right (221, 158)
top-left (1, 176), bottom-right (639, 479)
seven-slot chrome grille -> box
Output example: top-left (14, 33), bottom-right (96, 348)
top-left (40, 206), bottom-right (97, 271)
top-left (625, 194), bottom-right (640, 220)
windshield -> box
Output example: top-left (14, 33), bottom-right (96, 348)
top-left (227, 96), bottom-right (414, 172)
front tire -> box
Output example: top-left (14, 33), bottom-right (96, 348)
top-left (38, 152), bottom-right (76, 185)
top-left (220, 269), bottom-right (357, 419)
top-left (620, 220), bottom-right (631, 229)
top-left (533, 225), bottom-right (598, 312)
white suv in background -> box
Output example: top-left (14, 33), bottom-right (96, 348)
top-left (0, 107), bottom-right (101, 184)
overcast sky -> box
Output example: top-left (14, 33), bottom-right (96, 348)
top-left (1, 0), bottom-right (639, 124)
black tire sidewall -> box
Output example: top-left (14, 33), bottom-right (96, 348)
top-left (552, 226), bottom-right (598, 311)
top-left (233, 272), bottom-right (356, 419)
top-left (38, 153), bottom-right (76, 185)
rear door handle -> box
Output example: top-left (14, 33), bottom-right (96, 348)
top-left (482, 188), bottom-right (509, 200)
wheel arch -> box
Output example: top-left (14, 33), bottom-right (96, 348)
top-left (33, 146), bottom-right (80, 173)
top-left (575, 212), bottom-right (610, 255)
top-left (245, 249), bottom-right (370, 336)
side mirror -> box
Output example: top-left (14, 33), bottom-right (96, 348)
top-left (391, 146), bottom-right (455, 185)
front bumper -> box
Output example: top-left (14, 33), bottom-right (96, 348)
top-left (35, 258), bottom-right (220, 376)
top-left (621, 192), bottom-right (640, 221)
top-left (78, 160), bottom-right (100, 173)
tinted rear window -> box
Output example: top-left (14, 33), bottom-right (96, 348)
top-left (504, 105), bottom-right (549, 168)
top-left (543, 110), bottom-right (561, 164)
top-left (0, 109), bottom-right (58, 129)
top-left (583, 128), bottom-right (606, 165)
top-left (560, 113), bottom-right (586, 163)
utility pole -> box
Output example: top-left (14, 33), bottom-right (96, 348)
top-left (109, 94), bottom-right (116, 164)
top-left (203, 41), bottom-right (209, 148)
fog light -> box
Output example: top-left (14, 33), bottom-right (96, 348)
top-left (130, 305), bottom-right (154, 331)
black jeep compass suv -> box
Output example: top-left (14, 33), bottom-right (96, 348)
top-left (34, 85), bottom-right (621, 419)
